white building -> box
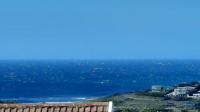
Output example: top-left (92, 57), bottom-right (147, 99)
top-left (151, 85), bottom-right (163, 92)
top-left (187, 90), bottom-right (200, 99)
top-left (166, 86), bottom-right (195, 97)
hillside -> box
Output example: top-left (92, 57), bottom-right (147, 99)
top-left (94, 92), bottom-right (200, 112)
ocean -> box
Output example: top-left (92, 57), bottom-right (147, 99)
top-left (0, 60), bottom-right (200, 103)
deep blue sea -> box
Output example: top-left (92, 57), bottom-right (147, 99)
top-left (0, 60), bottom-right (200, 103)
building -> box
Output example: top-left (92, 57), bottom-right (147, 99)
top-left (166, 86), bottom-right (195, 97)
top-left (151, 85), bottom-right (163, 92)
top-left (187, 90), bottom-right (200, 99)
top-left (0, 102), bottom-right (113, 112)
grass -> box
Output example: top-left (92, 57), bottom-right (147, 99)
top-left (92, 92), bottom-right (200, 112)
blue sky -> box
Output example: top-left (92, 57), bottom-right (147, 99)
top-left (0, 0), bottom-right (200, 59)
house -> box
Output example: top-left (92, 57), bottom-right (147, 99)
top-left (151, 85), bottom-right (163, 92)
top-left (187, 90), bottom-right (200, 99)
top-left (166, 86), bottom-right (195, 97)
top-left (0, 101), bottom-right (113, 112)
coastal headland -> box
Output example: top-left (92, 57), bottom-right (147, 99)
top-left (93, 81), bottom-right (200, 112)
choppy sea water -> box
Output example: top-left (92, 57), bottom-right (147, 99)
top-left (0, 60), bottom-right (200, 103)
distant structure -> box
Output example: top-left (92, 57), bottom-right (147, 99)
top-left (151, 85), bottom-right (163, 92)
top-left (151, 82), bottom-right (200, 100)
top-left (166, 86), bottom-right (195, 97)
top-left (0, 102), bottom-right (113, 112)
top-left (188, 90), bottom-right (200, 99)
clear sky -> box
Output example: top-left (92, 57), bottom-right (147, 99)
top-left (0, 0), bottom-right (200, 60)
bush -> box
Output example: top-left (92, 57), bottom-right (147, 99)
top-left (121, 108), bottom-right (133, 112)
top-left (115, 108), bottom-right (137, 112)
top-left (136, 92), bottom-right (165, 97)
top-left (140, 107), bottom-right (157, 112)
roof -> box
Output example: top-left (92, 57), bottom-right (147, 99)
top-left (152, 85), bottom-right (162, 89)
top-left (175, 86), bottom-right (195, 89)
top-left (0, 102), bottom-right (113, 112)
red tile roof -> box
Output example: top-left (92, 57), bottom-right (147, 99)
top-left (0, 102), bottom-right (112, 112)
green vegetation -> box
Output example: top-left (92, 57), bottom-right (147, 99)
top-left (135, 91), bottom-right (166, 97)
top-left (93, 91), bottom-right (200, 112)
top-left (90, 81), bottom-right (200, 111)
top-left (121, 108), bottom-right (134, 112)
top-left (139, 107), bottom-right (157, 112)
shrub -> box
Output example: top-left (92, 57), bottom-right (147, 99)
top-left (121, 108), bottom-right (132, 112)
top-left (140, 107), bottom-right (157, 112)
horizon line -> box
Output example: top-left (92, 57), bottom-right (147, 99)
top-left (0, 59), bottom-right (200, 61)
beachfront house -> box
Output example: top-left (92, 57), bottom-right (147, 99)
top-left (166, 86), bottom-right (195, 97)
top-left (0, 102), bottom-right (113, 112)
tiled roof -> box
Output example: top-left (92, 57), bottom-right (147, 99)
top-left (0, 102), bottom-right (112, 112)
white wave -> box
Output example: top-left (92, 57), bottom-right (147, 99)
top-left (74, 97), bottom-right (87, 100)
